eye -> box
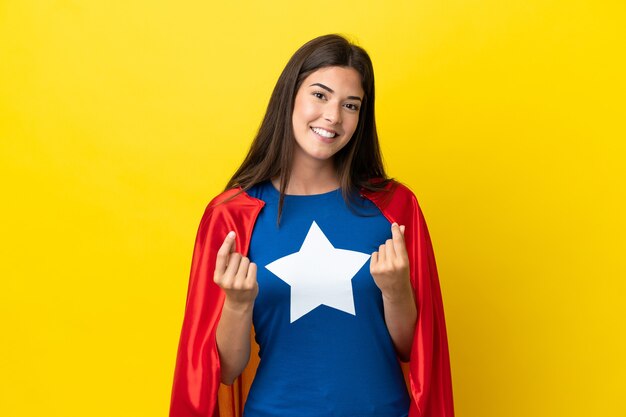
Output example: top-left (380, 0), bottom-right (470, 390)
top-left (344, 103), bottom-right (360, 112)
top-left (312, 91), bottom-right (326, 100)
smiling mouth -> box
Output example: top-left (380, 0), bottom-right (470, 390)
top-left (311, 126), bottom-right (338, 139)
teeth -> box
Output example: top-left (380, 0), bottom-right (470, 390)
top-left (311, 127), bottom-right (336, 138)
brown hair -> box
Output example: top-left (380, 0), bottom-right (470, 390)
top-left (225, 34), bottom-right (392, 221)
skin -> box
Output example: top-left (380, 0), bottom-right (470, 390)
top-left (214, 231), bottom-right (258, 385)
top-left (215, 66), bottom-right (417, 385)
top-left (288, 65), bottom-right (363, 194)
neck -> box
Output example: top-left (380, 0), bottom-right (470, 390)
top-left (274, 155), bottom-right (340, 196)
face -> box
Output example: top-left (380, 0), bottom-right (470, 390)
top-left (291, 66), bottom-right (364, 165)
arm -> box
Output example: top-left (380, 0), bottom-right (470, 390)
top-left (213, 231), bottom-right (258, 385)
top-left (381, 284), bottom-right (416, 362)
top-left (371, 223), bottom-right (417, 361)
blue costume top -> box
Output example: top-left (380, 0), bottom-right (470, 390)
top-left (243, 181), bottom-right (410, 417)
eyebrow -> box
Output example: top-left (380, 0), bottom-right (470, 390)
top-left (309, 83), bottom-right (362, 101)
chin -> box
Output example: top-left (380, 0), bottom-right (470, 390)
top-left (309, 153), bottom-right (335, 161)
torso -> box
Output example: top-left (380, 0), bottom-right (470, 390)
top-left (243, 180), bottom-right (410, 417)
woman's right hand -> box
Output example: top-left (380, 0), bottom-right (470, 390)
top-left (213, 231), bottom-right (258, 308)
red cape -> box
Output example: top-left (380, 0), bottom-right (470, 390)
top-left (170, 181), bottom-right (454, 417)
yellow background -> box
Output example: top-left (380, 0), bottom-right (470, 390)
top-left (1, 1), bottom-right (624, 416)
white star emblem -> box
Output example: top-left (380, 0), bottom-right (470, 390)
top-left (265, 221), bottom-right (371, 323)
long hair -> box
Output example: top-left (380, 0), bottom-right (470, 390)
top-left (225, 34), bottom-right (392, 222)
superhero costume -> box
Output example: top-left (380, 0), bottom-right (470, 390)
top-left (169, 181), bottom-right (454, 417)
top-left (243, 180), bottom-right (410, 416)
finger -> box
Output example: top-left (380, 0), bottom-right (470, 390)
top-left (378, 244), bottom-right (386, 263)
top-left (392, 223), bottom-right (409, 258)
top-left (215, 231), bottom-right (236, 274)
top-left (371, 251), bottom-right (378, 266)
top-left (246, 262), bottom-right (258, 286)
top-left (234, 256), bottom-right (251, 287)
top-left (385, 238), bottom-right (395, 261)
top-left (370, 252), bottom-right (378, 272)
top-left (223, 252), bottom-right (243, 286)
top-left (391, 223), bottom-right (405, 246)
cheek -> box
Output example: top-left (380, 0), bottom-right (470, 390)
top-left (293, 97), bottom-right (315, 125)
top-left (346, 115), bottom-right (360, 136)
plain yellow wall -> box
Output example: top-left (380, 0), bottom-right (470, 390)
top-left (1, 1), bottom-right (624, 416)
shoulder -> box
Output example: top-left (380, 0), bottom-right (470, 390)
top-left (361, 179), bottom-right (426, 228)
top-left (208, 187), bottom-right (261, 207)
top-left (191, 188), bottom-right (265, 247)
top-left (200, 188), bottom-right (265, 222)
top-left (388, 181), bottom-right (418, 203)
top-left (361, 179), bottom-right (420, 208)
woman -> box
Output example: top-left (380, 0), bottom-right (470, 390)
top-left (170, 34), bottom-right (454, 417)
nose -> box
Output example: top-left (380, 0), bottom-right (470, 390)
top-left (324, 103), bottom-right (342, 125)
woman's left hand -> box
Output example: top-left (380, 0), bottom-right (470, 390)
top-left (370, 223), bottom-right (412, 300)
top-left (371, 223), bottom-right (416, 361)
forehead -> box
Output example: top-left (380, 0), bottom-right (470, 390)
top-left (300, 66), bottom-right (364, 96)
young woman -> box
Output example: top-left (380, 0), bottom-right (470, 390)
top-left (170, 34), bottom-right (454, 417)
